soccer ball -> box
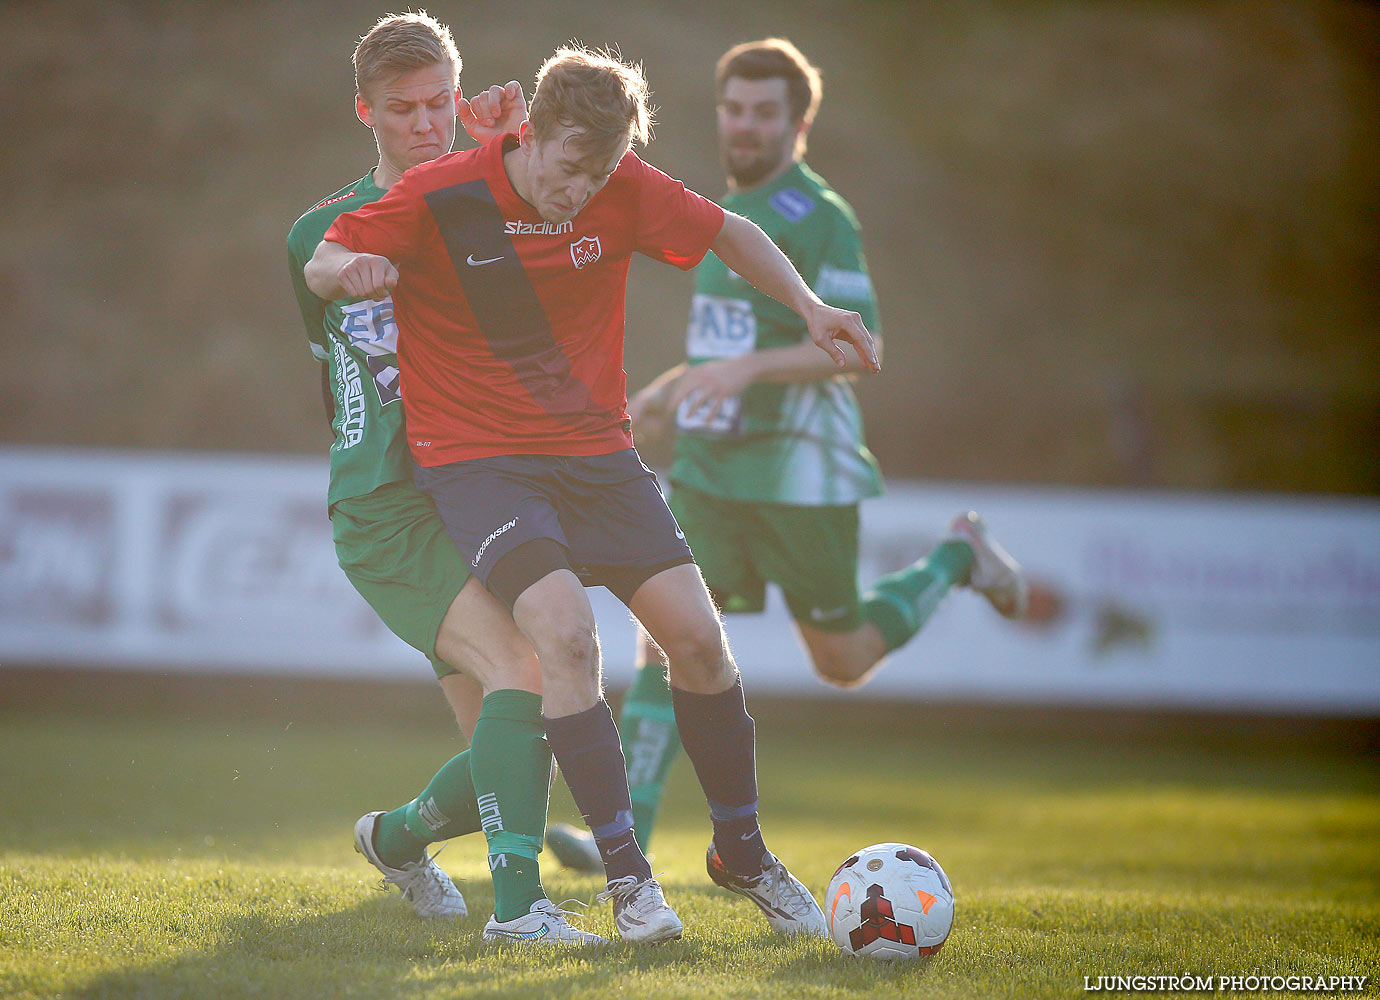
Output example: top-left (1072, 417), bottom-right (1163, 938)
top-left (825, 843), bottom-right (954, 961)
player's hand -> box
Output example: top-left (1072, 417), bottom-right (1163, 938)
top-left (666, 359), bottom-right (757, 427)
top-left (627, 381), bottom-right (668, 426)
top-left (806, 302), bottom-right (880, 373)
top-left (459, 81), bottom-right (527, 143)
top-left (628, 382), bottom-right (673, 443)
top-left (336, 252), bottom-right (398, 300)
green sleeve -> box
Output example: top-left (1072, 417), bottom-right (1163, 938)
top-left (286, 226), bottom-right (329, 361)
top-left (813, 207), bottom-right (881, 334)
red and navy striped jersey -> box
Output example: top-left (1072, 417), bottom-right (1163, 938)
top-left (325, 134), bottom-right (725, 465)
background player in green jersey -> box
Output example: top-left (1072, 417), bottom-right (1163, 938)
top-left (545, 38), bottom-right (1029, 870)
top-left (287, 13), bottom-right (602, 945)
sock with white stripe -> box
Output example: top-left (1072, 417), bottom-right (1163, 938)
top-left (618, 658), bottom-right (682, 851)
top-left (469, 689), bottom-right (551, 921)
top-left (374, 749), bottom-right (481, 868)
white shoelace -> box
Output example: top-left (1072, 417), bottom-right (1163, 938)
top-left (596, 873), bottom-right (667, 915)
top-left (531, 897), bottom-right (588, 923)
top-left (381, 844), bottom-right (455, 904)
top-left (595, 874), bottom-right (640, 904)
top-left (756, 863), bottom-right (814, 915)
top-left (518, 897), bottom-right (605, 941)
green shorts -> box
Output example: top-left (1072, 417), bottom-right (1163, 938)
top-left (330, 480), bottom-right (472, 679)
top-left (669, 483), bottom-right (862, 632)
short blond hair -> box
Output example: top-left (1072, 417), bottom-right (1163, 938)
top-left (353, 11), bottom-right (460, 99)
top-left (528, 44), bottom-right (654, 158)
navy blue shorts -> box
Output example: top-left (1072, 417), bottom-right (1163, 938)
top-left (413, 449), bottom-right (694, 608)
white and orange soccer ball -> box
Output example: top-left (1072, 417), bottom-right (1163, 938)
top-left (825, 843), bottom-right (955, 961)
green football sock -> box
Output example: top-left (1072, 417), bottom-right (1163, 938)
top-left (862, 539), bottom-right (975, 652)
top-left (373, 749), bottom-right (482, 868)
top-left (468, 689), bottom-right (551, 922)
top-left (618, 661), bottom-right (682, 852)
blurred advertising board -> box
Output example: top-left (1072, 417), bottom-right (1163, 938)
top-left (1, 447), bottom-right (1376, 714)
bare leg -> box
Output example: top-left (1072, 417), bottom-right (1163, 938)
top-left (792, 620), bottom-right (890, 689)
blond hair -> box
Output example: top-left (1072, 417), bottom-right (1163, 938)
top-left (528, 44), bottom-right (654, 158)
top-left (716, 38), bottom-right (821, 153)
top-left (353, 11), bottom-right (460, 99)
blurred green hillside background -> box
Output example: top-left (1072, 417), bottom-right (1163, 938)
top-left (2, 0), bottom-right (1376, 492)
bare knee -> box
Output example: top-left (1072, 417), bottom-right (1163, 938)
top-left (435, 577), bottom-right (542, 694)
top-left (636, 629), bottom-right (667, 670)
top-left (811, 650), bottom-right (872, 688)
top-left (538, 614), bottom-right (601, 681)
top-left (802, 630), bottom-right (887, 689)
top-left (659, 615), bottom-right (729, 687)
top-left (438, 629), bottom-right (541, 694)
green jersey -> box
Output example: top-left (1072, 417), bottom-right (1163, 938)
top-left (287, 171), bottom-right (411, 507)
top-left (668, 161), bottom-right (883, 506)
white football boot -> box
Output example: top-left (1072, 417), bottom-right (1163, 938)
top-left (544, 822), bottom-right (606, 874)
top-left (706, 845), bottom-right (827, 937)
top-left (948, 511), bottom-right (1028, 619)
top-left (483, 898), bottom-right (609, 945)
top-left (353, 811), bottom-right (467, 919)
top-left (597, 874), bottom-right (683, 943)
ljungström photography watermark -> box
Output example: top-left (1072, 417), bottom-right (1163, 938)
top-left (1083, 974), bottom-right (1370, 993)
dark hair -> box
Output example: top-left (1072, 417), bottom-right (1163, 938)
top-left (715, 38), bottom-right (821, 126)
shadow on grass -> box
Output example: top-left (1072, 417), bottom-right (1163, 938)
top-left (57, 883), bottom-right (921, 1000)
top-left (60, 894), bottom-right (693, 1000)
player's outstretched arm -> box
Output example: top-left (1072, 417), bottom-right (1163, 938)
top-left (304, 240), bottom-right (398, 302)
top-left (710, 212), bottom-right (881, 373)
top-left (661, 334), bottom-right (886, 429)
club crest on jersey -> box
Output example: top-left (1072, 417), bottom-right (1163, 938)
top-left (570, 235), bottom-right (602, 269)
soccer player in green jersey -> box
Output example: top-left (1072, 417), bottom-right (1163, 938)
top-left (287, 13), bottom-right (602, 945)
top-left (544, 38), bottom-right (1028, 869)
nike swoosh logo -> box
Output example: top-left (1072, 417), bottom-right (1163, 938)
top-left (466, 253), bottom-right (504, 266)
top-left (831, 881), bottom-right (851, 928)
top-left (489, 923), bottom-right (551, 941)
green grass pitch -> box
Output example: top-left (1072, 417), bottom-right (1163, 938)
top-left (1, 687), bottom-right (1376, 999)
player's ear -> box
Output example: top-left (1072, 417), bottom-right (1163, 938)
top-left (454, 87), bottom-right (464, 114)
top-left (517, 120), bottom-right (533, 148)
top-left (356, 92), bottom-right (375, 128)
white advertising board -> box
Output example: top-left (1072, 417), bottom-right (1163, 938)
top-left (1, 447), bottom-right (1376, 714)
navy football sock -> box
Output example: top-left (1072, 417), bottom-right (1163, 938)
top-left (670, 679), bottom-right (769, 876)
top-left (544, 700), bottom-right (653, 883)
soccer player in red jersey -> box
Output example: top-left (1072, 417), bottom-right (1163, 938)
top-left (289, 13), bottom-right (607, 946)
top-left (306, 44), bottom-right (879, 943)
